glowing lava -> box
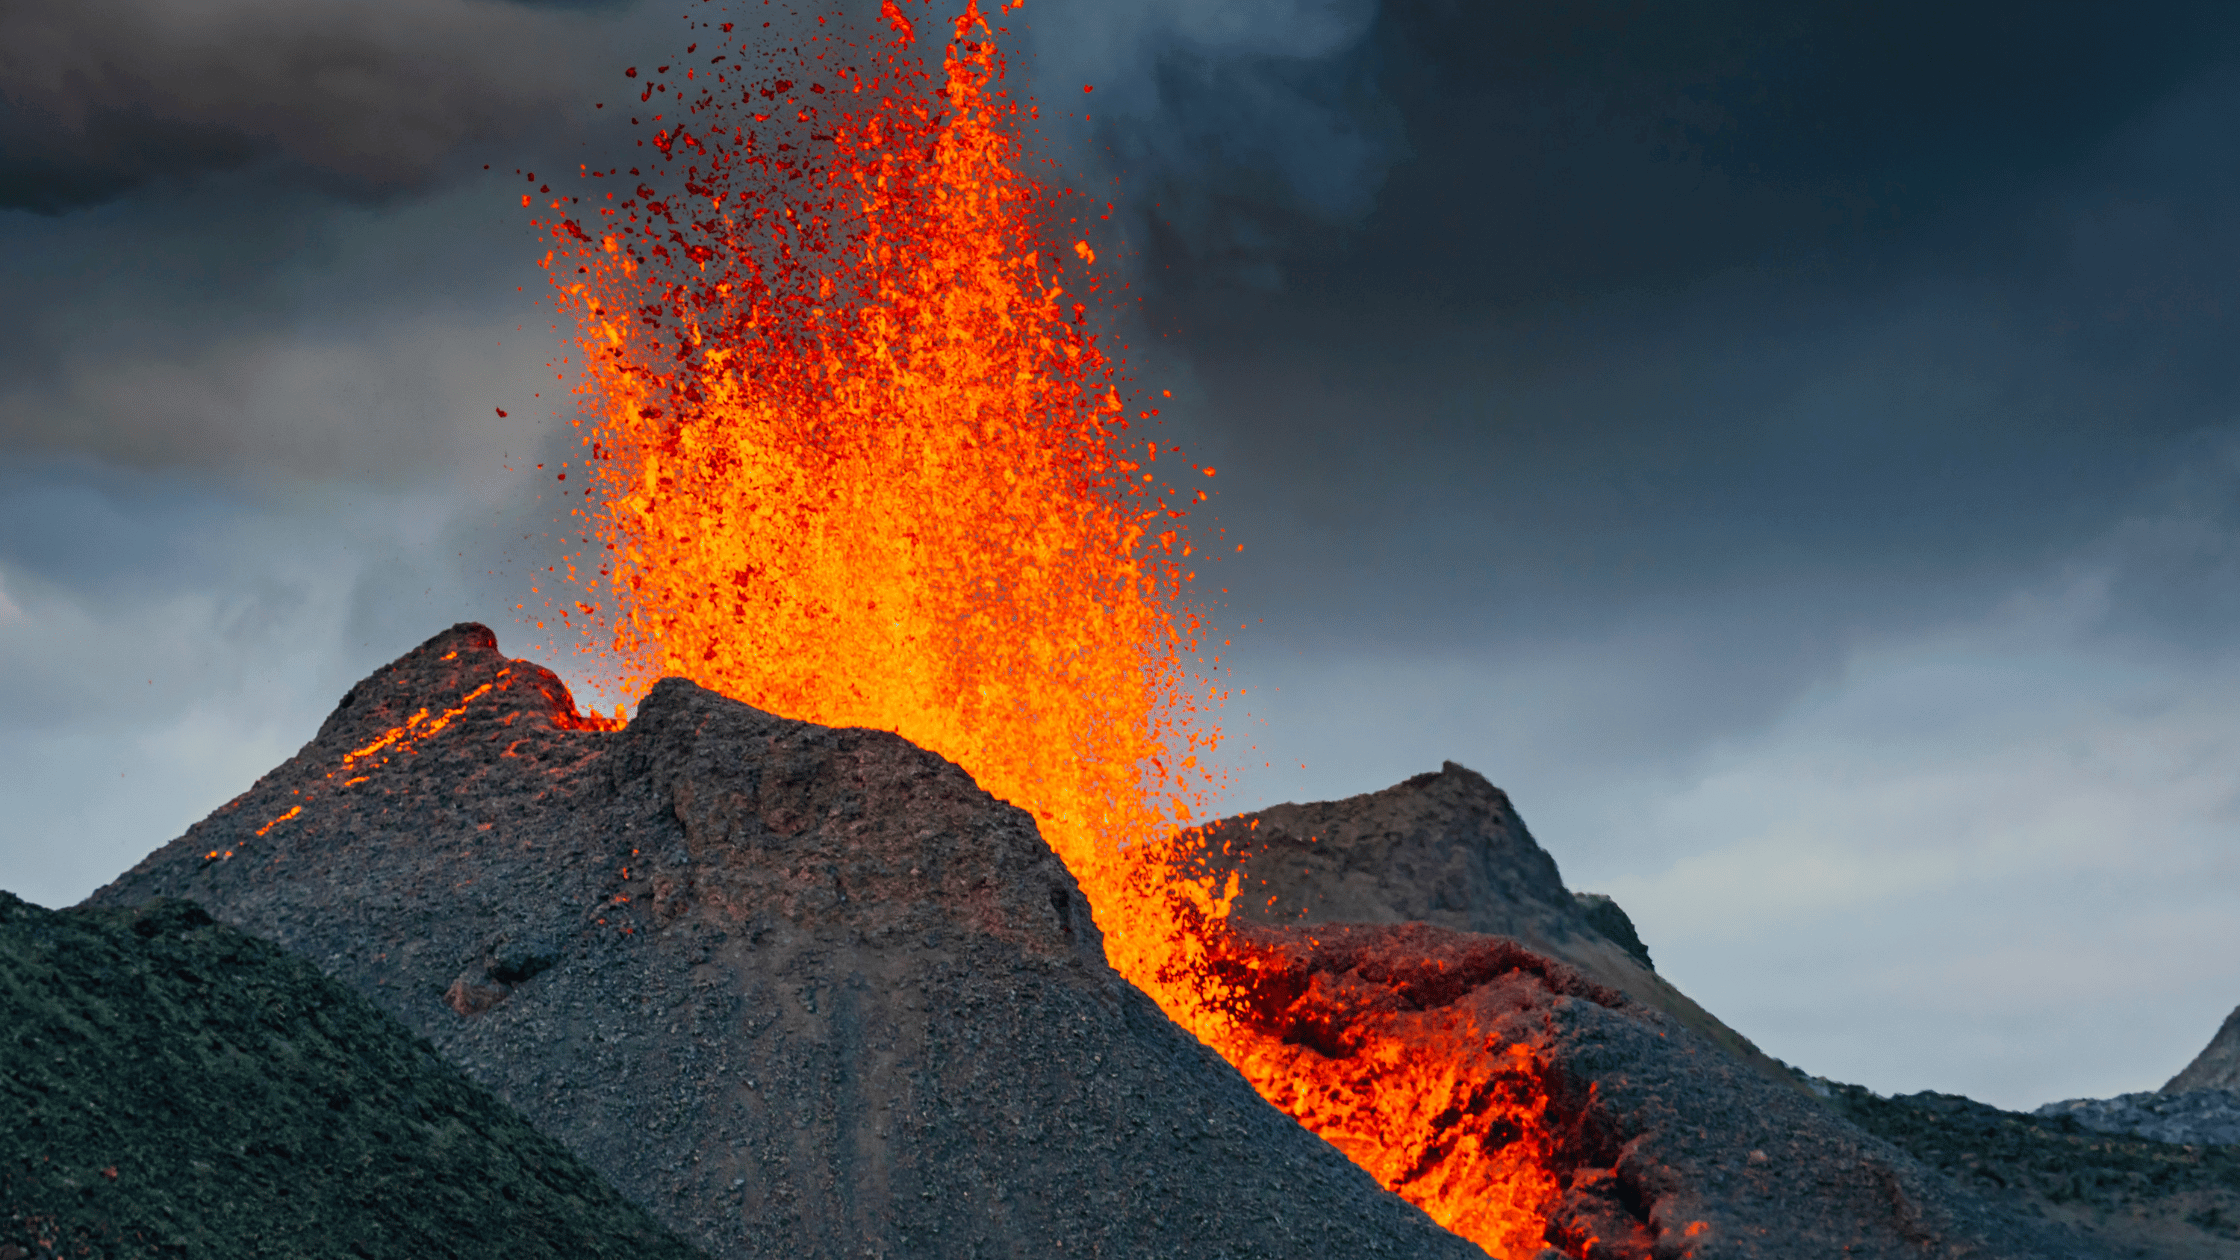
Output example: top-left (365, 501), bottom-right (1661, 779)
top-left (535, 2), bottom-right (1566, 1254)
top-left (222, 661), bottom-right (620, 862)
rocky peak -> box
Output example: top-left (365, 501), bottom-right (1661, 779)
top-left (2164, 1004), bottom-right (2240, 1095)
top-left (1185, 760), bottom-right (1797, 1090)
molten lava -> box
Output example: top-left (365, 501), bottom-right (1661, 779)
top-left (535, 3), bottom-right (1567, 1254)
top-left (223, 662), bottom-right (618, 861)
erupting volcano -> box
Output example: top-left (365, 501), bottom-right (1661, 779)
top-left (530, 0), bottom-right (1577, 1251)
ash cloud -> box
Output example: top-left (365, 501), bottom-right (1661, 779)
top-left (1080, 1), bottom-right (2240, 303)
top-left (1108, 1), bottom-right (2240, 659)
top-left (0, 0), bottom-right (626, 212)
top-left (1013, 0), bottom-right (1397, 288)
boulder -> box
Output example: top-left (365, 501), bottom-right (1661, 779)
top-left (1573, 893), bottom-right (1652, 970)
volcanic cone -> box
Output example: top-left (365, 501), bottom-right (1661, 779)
top-left (88, 624), bottom-right (1482, 1260)
top-left (1185, 763), bottom-right (1787, 1080)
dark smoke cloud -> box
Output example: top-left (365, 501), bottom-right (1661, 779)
top-left (1078, 2), bottom-right (2240, 635)
top-left (1020, 1), bottom-right (2240, 307)
top-left (1012, 0), bottom-right (1395, 292)
top-left (0, 0), bottom-right (627, 212)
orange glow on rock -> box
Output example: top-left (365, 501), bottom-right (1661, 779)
top-left (244, 673), bottom-right (572, 846)
top-left (538, 4), bottom-right (1569, 1255)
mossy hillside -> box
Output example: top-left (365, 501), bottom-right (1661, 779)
top-left (1, 892), bottom-right (708, 1260)
top-left (1826, 1083), bottom-right (2240, 1254)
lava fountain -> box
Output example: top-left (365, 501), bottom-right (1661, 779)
top-left (534, 2), bottom-right (1564, 1254)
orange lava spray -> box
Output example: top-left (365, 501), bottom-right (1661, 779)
top-left (534, 3), bottom-right (1565, 1254)
top-left (538, 0), bottom-right (1230, 1003)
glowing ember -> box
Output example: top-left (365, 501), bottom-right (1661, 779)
top-left (536, 3), bottom-right (1567, 1254)
top-left (225, 666), bottom-right (614, 860)
top-left (537, 0), bottom-right (1227, 996)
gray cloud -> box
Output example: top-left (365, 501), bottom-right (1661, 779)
top-left (1009, 0), bottom-right (1397, 291)
top-left (0, 0), bottom-right (630, 211)
top-left (0, 153), bottom-right (592, 482)
top-left (0, 301), bottom-right (566, 481)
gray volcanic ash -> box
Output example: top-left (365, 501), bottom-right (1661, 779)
top-left (88, 624), bottom-right (1481, 1260)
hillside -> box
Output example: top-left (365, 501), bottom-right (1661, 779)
top-left (1, 892), bottom-right (708, 1260)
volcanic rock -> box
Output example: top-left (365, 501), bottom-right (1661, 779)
top-left (1208, 918), bottom-right (2116, 1259)
top-left (2032, 1090), bottom-right (2240, 1147)
top-left (87, 624), bottom-right (1482, 1260)
top-left (0, 891), bottom-right (707, 1260)
top-left (1833, 1084), bottom-right (2240, 1257)
top-left (1183, 768), bottom-right (2131, 1256)
top-left (1572, 893), bottom-right (1651, 970)
top-left (1183, 762), bottom-right (1789, 1085)
top-left (2166, 1004), bottom-right (2240, 1094)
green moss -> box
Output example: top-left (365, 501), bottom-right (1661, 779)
top-left (0, 892), bottom-right (709, 1260)
top-left (1824, 1083), bottom-right (2240, 1243)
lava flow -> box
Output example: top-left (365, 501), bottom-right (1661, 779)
top-left (534, 2), bottom-right (1566, 1254)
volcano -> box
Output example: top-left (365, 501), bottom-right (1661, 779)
top-left (86, 625), bottom-right (2115, 1258)
top-left (87, 624), bottom-right (1477, 1259)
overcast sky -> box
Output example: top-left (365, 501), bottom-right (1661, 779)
top-left (5, 0), bottom-right (2240, 1113)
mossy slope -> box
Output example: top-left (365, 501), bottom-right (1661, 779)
top-left (1826, 1084), bottom-right (2240, 1258)
top-left (1, 892), bottom-right (707, 1260)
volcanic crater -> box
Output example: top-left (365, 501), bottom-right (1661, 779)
top-left (82, 624), bottom-right (2117, 1259)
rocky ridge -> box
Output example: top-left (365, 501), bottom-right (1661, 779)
top-left (2032, 1091), bottom-right (2240, 1148)
top-left (2169, 1007), bottom-right (2240, 1095)
top-left (1828, 1084), bottom-right (2240, 1259)
top-left (78, 624), bottom-right (2130, 1258)
top-left (1182, 763), bottom-right (1794, 1086)
top-left (87, 624), bottom-right (1482, 1260)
